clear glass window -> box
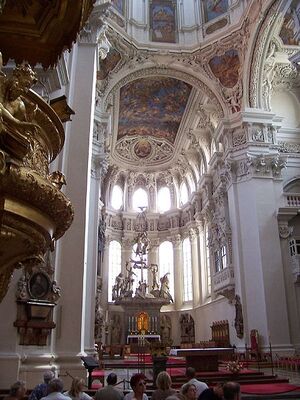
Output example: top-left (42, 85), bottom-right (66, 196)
top-left (111, 185), bottom-right (123, 210)
top-left (157, 187), bottom-right (171, 213)
top-left (159, 241), bottom-right (174, 299)
top-left (132, 188), bottom-right (148, 211)
top-left (180, 182), bottom-right (189, 205)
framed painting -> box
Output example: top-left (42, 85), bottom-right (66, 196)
top-left (29, 272), bottom-right (50, 299)
top-left (203, 0), bottom-right (228, 23)
top-left (150, 0), bottom-right (177, 43)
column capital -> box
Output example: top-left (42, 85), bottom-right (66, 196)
top-left (79, 5), bottom-right (111, 45)
top-left (278, 223), bottom-right (293, 240)
top-left (171, 234), bottom-right (182, 248)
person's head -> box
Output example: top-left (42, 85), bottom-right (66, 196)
top-left (156, 371), bottom-right (172, 391)
top-left (213, 383), bottom-right (224, 399)
top-left (130, 373), bottom-right (146, 394)
top-left (223, 382), bottom-right (240, 400)
top-left (70, 377), bottom-right (85, 396)
top-left (48, 378), bottom-right (64, 394)
top-left (185, 367), bottom-right (196, 380)
top-left (107, 373), bottom-right (118, 385)
top-left (9, 381), bottom-right (26, 399)
top-left (43, 370), bottom-right (55, 384)
top-left (182, 383), bottom-right (197, 400)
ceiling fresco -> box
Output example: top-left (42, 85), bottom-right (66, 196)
top-left (209, 49), bottom-right (240, 88)
top-left (117, 77), bottom-right (192, 144)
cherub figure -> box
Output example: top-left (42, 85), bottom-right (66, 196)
top-left (0, 61), bottom-right (39, 156)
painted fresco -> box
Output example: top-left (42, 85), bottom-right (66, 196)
top-left (279, 3), bottom-right (300, 45)
top-left (111, 0), bottom-right (124, 14)
top-left (97, 48), bottom-right (121, 81)
top-left (209, 49), bottom-right (240, 88)
top-left (203, 0), bottom-right (228, 23)
top-left (118, 77), bottom-right (192, 144)
top-left (150, 1), bottom-right (177, 43)
top-left (134, 139), bottom-right (152, 158)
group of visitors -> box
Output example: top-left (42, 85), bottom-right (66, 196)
top-left (5, 367), bottom-right (240, 400)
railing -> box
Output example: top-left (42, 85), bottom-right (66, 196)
top-left (284, 193), bottom-right (300, 207)
top-left (213, 266), bottom-right (235, 293)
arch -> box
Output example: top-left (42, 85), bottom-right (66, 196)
top-left (101, 66), bottom-right (226, 118)
top-left (246, 0), bottom-right (294, 109)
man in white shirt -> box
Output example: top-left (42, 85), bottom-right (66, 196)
top-left (181, 367), bottom-right (208, 398)
top-left (40, 378), bottom-right (70, 400)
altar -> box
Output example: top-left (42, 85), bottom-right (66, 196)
top-left (127, 334), bottom-right (160, 344)
top-left (170, 348), bottom-right (234, 371)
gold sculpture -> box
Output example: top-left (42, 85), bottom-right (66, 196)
top-left (0, 57), bottom-right (74, 302)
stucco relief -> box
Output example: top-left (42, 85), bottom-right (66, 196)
top-left (249, 0), bottom-right (281, 109)
top-left (114, 132), bottom-right (175, 166)
top-left (278, 142), bottom-right (300, 153)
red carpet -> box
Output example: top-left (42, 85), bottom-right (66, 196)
top-left (241, 383), bottom-right (300, 395)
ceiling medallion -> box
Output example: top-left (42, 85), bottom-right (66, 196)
top-left (133, 139), bottom-right (152, 159)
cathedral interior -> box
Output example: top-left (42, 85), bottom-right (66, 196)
top-left (0, 0), bottom-right (300, 389)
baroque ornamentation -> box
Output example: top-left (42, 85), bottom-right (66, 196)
top-left (0, 62), bottom-right (74, 302)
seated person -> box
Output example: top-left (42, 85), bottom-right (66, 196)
top-left (124, 373), bottom-right (148, 400)
top-left (152, 372), bottom-right (177, 400)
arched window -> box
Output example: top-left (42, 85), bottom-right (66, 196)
top-left (180, 181), bottom-right (189, 205)
top-left (111, 185), bottom-right (123, 210)
top-left (182, 237), bottom-right (193, 302)
top-left (157, 186), bottom-right (171, 213)
top-left (108, 240), bottom-right (122, 302)
top-left (132, 187), bottom-right (148, 211)
top-left (159, 241), bottom-right (174, 299)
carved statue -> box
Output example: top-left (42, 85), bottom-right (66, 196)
top-left (111, 314), bottom-right (122, 344)
top-left (16, 274), bottom-right (28, 300)
top-left (160, 314), bottom-right (172, 345)
top-left (150, 263), bottom-right (159, 291)
top-left (234, 294), bottom-right (244, 338)
top-left (179, 313), bottom-right (195, 343)
top-left (159, 272), bottom-right (173, 302)
top-left (50, 280), bottom-right (61, 302)
top-left (135, 280), bottom-right (148, 298)
top-left (0, 62), bottom-right (39, 157)
top-left (114, 272), bottom-right (125, 298)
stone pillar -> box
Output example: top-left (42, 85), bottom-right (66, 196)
top-left (172, 234), bottom-right (183, 310)
top-left (190, 228), bottom-right (200, 307)
top-left (83, 119), bottom-right (108, 354)
top-left (53, 12), bottom-right (110, 374)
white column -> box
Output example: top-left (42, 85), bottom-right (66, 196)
top-left (172, 234), bottom-right (183, 310)
top-left (54, 18), bottom-right (106, 373)
top-left (190, 228), bottom-right (200, 307)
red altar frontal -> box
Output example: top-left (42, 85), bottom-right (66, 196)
top-left (169, 348), bottom-right (234, 371)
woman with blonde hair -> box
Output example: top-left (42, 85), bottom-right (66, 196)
top-left (151, 372), bottom-right (177, 400)
top-left (64, 378), bottom-right (92, 400)
top-left (181, 384), bottom-right (196, 400)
